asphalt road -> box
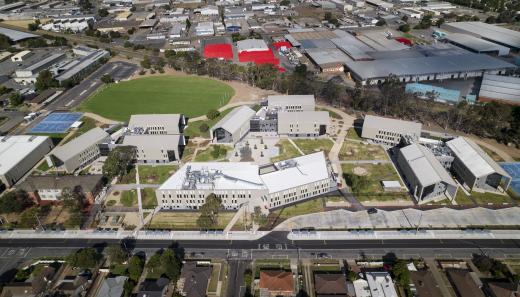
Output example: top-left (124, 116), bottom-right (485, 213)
top-left (227, 260), bottom-right (247, 297)
top-left (46, 61), bottom-right (138, 111)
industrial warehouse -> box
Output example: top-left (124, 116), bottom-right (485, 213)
top-left (156, 151), bottom-right (337, 213)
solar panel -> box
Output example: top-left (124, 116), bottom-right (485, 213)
top-left (30, 112), bottom-right (83, 134)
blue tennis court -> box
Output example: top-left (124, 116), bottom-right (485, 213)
top-left (500, 162), bottom-right (520, 195)
top-left (30, 112), bottom-right (83, 134)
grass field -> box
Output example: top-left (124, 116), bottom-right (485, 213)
top-left (148, 211), bottom-right (236, 230)
top-left (80, 76), bottom-right (234, 121)
top-left (194, 145), bottom-right (229, 161)
top-left (346, 128), bottom-right (362, 140)
top-left (120, 190), bottom-right (138, 207)
top-left (138, 165), bottom-right (178, 184)
top-left (271, 139), bottom-right (302, 162)
top-left (455, 191), bottom-right (474, 205)
top-left (478, 145), bottom-right (504, 162)
top-left (339, 141), bottom-right (388, 161)
top-left (292, 139), bottom-right (334, 155)
top-left (455, 190), bottom-right (513, 205)
top-left (142, 188), bottom-right (158, 209)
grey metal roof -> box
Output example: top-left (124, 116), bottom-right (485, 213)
top-left (331, 37), bottom-right (373, 60)
top-left (56, 49), bottom-right (109, 81)
top-left (52, 127), bottom-right (109, 162)
top-left (400, 143), bottom-right (457, 187)
top-left (446, 137), bottom-right (510, 178)
top-left (300, 39), bottom-right (336, 50)
top-left (443, 22), bottom-right (520, 50)
top-left (363, 115), bottom-right (422, 135)
top-left (277, 110), bottom-right (329, 124)
top-left (267, 95), bottom-right (315, 107)
top-left (356, 31), bottom-right (408, 51)
top-left (443, 33), bottom-right (510, 56)
top-left (0, 135), bottom-right (50, 176)
top-left (306, 48), bottom-right (352, 66)
top-left (0, 27), bottom-right (38, 42)
top-left (24, 53), bottom-right (66, 73)
top-left (128, 114), bottom-right (183, 134)
top-left (18, 174), bottom-right (103, 192)
top-left (122, 134), bottom-right (185, 148)
top-left (211, 106), bottom-right (255, 135)
top-left (236, 39), bottom-right (268, 52)
top-left (345, 53), bottom-right (516, 80)
top-left (479, 74), bottom-right (520, 103)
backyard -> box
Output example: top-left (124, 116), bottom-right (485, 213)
top-left (80, 76), bottom-right (234, 121)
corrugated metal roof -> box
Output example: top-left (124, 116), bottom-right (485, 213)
top-left (346, 52), bottom-right (516, 80)
top-left (52, 127), bottom-right (109, 162)
top-left (211, 106), bottom-right (255, 135)
top-left (444, 22), bottom-right (520, 50)
top-left (0, 27), bottom-right (38, 42)
top-left (0, 135), bottom-right (50, 176)
top-left (362, 115), bottom-right (422, 136)
top-left (267, 95), bottom-right (315, 107)
top-left (400, 143), bottom-right (457, 187)
top-left (479, 74), bottom-right (520, 103)
top-left (446, 137), bottom-right (510, 178)
top-left (306, 48), bottom-right (352, 66)
top-left (443, 33), bottom-right (510, 56)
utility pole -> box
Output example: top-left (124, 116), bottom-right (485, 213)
top-left (416, 212), bottom-right (423, 232)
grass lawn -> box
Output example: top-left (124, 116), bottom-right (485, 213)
top-left (80, 76), bottom-right (234, 121)
top-left (292, 138), bottom-right (334, 155)
top-left (0, 117), bottom-right (7, 126)
top-left (148, 211), bottom-right (236, 230)
top-left (342, 163), bottom-right (409, 202)
top-left (346, 128), bottom-right (362, 141)
top-left (503, 259), bottom-right (520, 275)
top-left (118, 168), bottom-right (136, 184)
top-left (339, 141), bottom-right (388, 161)
top-left (142, 188), bottom-right (158, 209)
top-left (271, 139), bottom-right (302, 162)
top-left (62, 117), bottom-right (98, 144)
top-left (36, 161), bottom-right (50, 172)
top-left (184, 107), bottom-right (235, 138)
top-left (470, 191), bottom-right (512, 205)
top-left (194, 145), bottom-right (229, 162)
top-left (138, 165), bottom-right (178, 184)
top-left (120, 190), bottom-right (138, 207)
top-left (454, 191), bottom-right (474, 205)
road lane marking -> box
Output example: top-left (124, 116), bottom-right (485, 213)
top-left (79, 90), bottom-right (87, 96)
top-left (65, 100), bottom-right (75, 107)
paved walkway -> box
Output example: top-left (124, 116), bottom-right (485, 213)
top-left (110, 184), bottom-right (160, 191)
top-left (339, 160), bottom-right (390, 164)
top-left (224, 204), bottom-right (246, 232)
top-left (287, 138), bottom-right (304, 156)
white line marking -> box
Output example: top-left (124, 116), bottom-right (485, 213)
top-left (79, 90), bottom-right (87, 96)
top-left (65, 100), bottom-right (75, 107)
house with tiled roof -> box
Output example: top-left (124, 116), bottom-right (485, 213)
top-left (314, 273), bottom-right (349, 297)
top-left (258, 270), bottom-right (294, 297)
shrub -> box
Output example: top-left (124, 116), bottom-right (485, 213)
top-left (206, 109), bottom-right (220, 120)
top-left (199, 123), bottom-right (209, 132)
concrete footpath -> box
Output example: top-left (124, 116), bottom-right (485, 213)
top-left (1, 229), bottom-right (520, 241)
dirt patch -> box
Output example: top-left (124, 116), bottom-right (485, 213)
top-left (353, 167), bottom-right (368, 176)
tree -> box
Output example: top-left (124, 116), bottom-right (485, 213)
top-left (107, 244), bottom-right (128, 264)
top-left (79, 0), bottom-right (93, 10)
top-left (101, 74), bottom-right (114, 84)
top-left (130, 5), bottom-right (136, 12)
top-left (161, 249), bottom-right (182, 281)
top-left (399, 23), bottom-right (411, 32)
top-left (67, 248), bottom-right (100, 269)
top-left (9, 92), bottom-right (23, 106)
top-left (35, 70), bottom-right (57, 91)
top-left (294, 64), bottom-right (307, 77)
top-left (391, 261), bottom-right (411, 296)
top-left (485, 15), bottom-right (497, 23)
top-left (376, 19), bottom-right (386, 26)
top-left (140, 57), bottom-right (151, 69)
top-left (199, 123), bottom-right (209, 132)
top-left (28, 23), bottom-right (39, 31)
top-left (0, 34), bottom-right (13, 50)
top-left (436, 17), bottom-right (445, 27)
top-left (206, 109), bottom-right (220, 120)
top-left (103, 146), bottom-right (136, 180)
top-left (98, 8), bottom-right (109, 17)
top-left (127, 255), bottom-right (143, 282)
top-left (415, 14), bottom-right (433, 29)
top-left (0, 190), bottom-right (33, 214)
top-left (347, 174), bottom-right (369, 194)
top-left (280, 0), bottom-right (290, 5)
top-left (196, 194), bottom-right (222, 229)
